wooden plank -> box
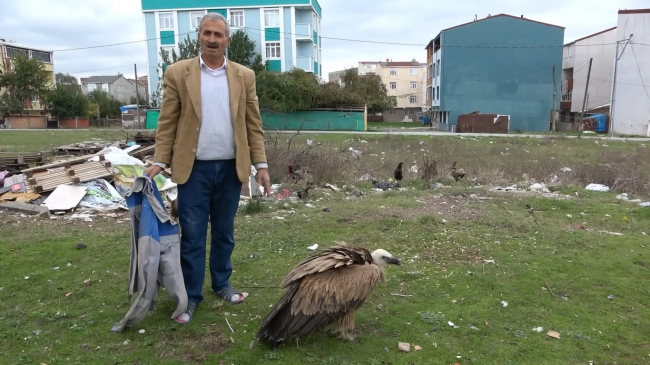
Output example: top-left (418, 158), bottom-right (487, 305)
top-left (21, 151), bottom-right (108, 173)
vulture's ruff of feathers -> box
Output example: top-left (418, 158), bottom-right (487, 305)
top-left (256, 243), bottom-right (400, 349)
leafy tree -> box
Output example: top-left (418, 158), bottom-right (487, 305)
top-left (0, 55), bottom-right (52, 114)
top-left (340, 68), bottom-right (393, 113)
top-left (88, 89), bottom-right (122, 119)
top-left (46, 86), bottom-right (89, 118)
top-left (129, 94), bottom-right (147, 105)
top-left (55, 72), bottom-right (78, 86)
top-left (256, 68), bottom-right (319, 112)
top-left (160, 34), bottom-right (201, 65)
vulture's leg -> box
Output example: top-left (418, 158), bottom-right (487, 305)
top-left (335, 311), bottom-right (356, 341)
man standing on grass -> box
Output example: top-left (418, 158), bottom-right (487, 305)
top-left (143, 12), bottom-right (271, 324)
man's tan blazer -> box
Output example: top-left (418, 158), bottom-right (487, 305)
top-left (152, 56), bottom-right (267, 185)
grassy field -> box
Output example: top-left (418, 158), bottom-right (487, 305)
top-left (1, 130), bottom-right (650, 364)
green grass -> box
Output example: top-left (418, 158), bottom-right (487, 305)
top-left (1, 186), bottom-right (650, 364)
top-left (0, 130), bottom-right (138, 153)
top-left (1, 130), bottom-right (650, 364)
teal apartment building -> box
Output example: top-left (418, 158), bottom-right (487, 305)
top-left (140, 0), bottom-right (323, 95)
top-left (425, 14), bottom-right (565, 132)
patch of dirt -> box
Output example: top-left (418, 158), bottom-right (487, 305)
top-left (357, 194), bottom-right (485, 222)
top-left (158, 327), bottom-right (230, 363)
top-left (421, 243), bottom-right (484, 265)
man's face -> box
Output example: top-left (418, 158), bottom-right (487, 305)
top-left (199, 19), bottom-right (230, 59)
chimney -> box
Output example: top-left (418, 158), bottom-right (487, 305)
top-left (386, 58), bottom-right (389, 62)
top-left (521, 14), bottom-right (524, 18)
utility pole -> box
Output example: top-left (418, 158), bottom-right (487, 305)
top-left (578, 58), bottom-right (593, 139)
top-left (610, 34), bottom-right (633, 137)
top-left (552, 65), bottom-right (557, 132)
top-left (134, 63), bottom-right (141, 129)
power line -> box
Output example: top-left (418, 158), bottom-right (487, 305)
top-left (50, 24), bottom-right (650, 53)
top-left (630, 44), bottom-right (650, 103)
top-left (65, 64), bottom-right (141, 75)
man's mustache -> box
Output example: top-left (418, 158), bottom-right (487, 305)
top-left (206, 42), bottom-right (219, 48)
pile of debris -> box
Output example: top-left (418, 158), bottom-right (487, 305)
top-left (0, 139), bottom-right (177, 218)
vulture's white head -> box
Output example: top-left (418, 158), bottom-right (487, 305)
top-left (371, 249), bottom-right (401, 267)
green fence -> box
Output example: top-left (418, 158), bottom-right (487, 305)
top-left (146, 109), bottom-right (160, 129)
top-left (261, 110), bottom-right (366, 131)
top-left (145, 109), bottom-right (366, 131)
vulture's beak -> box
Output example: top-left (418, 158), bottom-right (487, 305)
top-left (388, 256), bottom-right (401, 265)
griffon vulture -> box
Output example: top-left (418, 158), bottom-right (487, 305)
top-left (256, 243), bottom-right (401, 350)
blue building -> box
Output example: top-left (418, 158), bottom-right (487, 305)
top-left (140, 0), bottom-right (323, 96)
top-left (425, 14), bottom-right (565, 132)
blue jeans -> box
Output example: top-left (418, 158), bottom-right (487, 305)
top-left (177, 159), bottom-right (241, 304)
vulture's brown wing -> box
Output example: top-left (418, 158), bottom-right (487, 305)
top-left (257, 264), bottom-right (383, 343)
top-left (280, 244), bottom-right (372, 288)
top-left (291, 264), bottom-right (382, 316)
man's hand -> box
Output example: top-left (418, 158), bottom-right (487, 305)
top-left (255, 168), bottom-right (272, 196)
top-left (143, 164), bottom-right (163, 179)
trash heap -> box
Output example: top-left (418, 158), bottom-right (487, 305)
top-left (0, 136), bottom-right (177, 218)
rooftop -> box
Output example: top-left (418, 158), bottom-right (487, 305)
top-left (426, 13), bottom-right (565, 49)
top-left (564, 26), bottom-right (616, 46)
top-left (81, 75), bottom-right (123, 84)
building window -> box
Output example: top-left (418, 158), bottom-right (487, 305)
top-left (410, 68), bottom-right (417, 75)
top-left (389, 82), bottom-right (396, 90)
top-left (389, 68), bottom-right (396, 76)
top-left (86, 84), bottom-right (96, 92)
top-left (230, 10), bottom-right (244, 28)
top-left (436, 60), bottom-right (440, 76)
top-left (32, 51), bottom-right (51, 63)
top-left (101, 83), bottom-right (109, 92)
top-left (264, 9), bottom-right (280, 27)
top-left (390, 109), bottom-right (395, 115)
top-left (410, 81), bottom-right (417, 89)
top-left (437, 86), bottom-right (440, 100)
top-left (265, 42), bottom-right (281, 59)
top-left (159, 12), bottom-right (174, 30)
top-left (190, 11), bottom-right (204, 31)
top-left (405, 109), bottom-right (412, 115)
top-left (5, 46), bottom-right (29, 59)
top-left (409, 95), bottom-right (417, 103)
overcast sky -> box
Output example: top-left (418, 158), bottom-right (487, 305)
top-left (0, 0), bottom-right (647, 88)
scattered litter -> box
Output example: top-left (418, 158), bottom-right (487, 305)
top-left (307, 244), bottom-right (318, 251)
top-left (42, 185), bottom-right (88, 212)
top-left (470, 325), bottom-right (479, 330)
top-left (566, 214), bottom-right (573, 218)
top-left (607, 295), bottom-right (615, 300)
top-left (484, 259), bottom-right (495, 264)
top-left (599, 231), bottom-right (623, 236)
top-left (138, 329), bottom-right (145, 334)
top-left (24, 276), bottom-right (29, 280)
top-left (324, 183), bottom-right (340, 192)
top-left (447, 321), bottom-right (455, 327)
top-left (547, 330), bottom-right (561, 339)
top-left (305, 203), bottom-right (316, 208)
top-left (271, 216), bottom-right (285, 220)
top-left (585, 183), bottom-right (610, 192)
top-left (398, 342), bottom-right (411, 352)
top-left (123, 340), bottom-right (129, 346)
top-left (501, 301), bottom-right (508, 307)
top-left (561, 167), bottom-right (572, 172)
top-left (532, 327), bottom-right (544, 333)
top-left (640, 202), bottom-right (650, 207)
top-left (413, 345), bottom-right (422, 351)
top-left (322, 207), bottom-right (332, 212)
top-left (529, 183), bottom-right (550, 193)
top-left (76, 243), bottom-right (87, 250)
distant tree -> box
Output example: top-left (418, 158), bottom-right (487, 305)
top-left (0, 55), bottom-right (52, 114)
top-left (341, 69), bottom-right (393, 113)
top-left (55, 72), bottom-right (78, 86)
top-left (46, 86), bottom-right (89, 118)
top-left (256, 68), bottom-right (319, 112)
top-left (88, 89), bottom-right (122, 119)
top-left (129, 94), bottom-right (147, 105)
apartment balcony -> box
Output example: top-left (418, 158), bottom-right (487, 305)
top-left (296, 56), bottom-right (314, 72)
top-left (295, 23), bottom-right (313, 41)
